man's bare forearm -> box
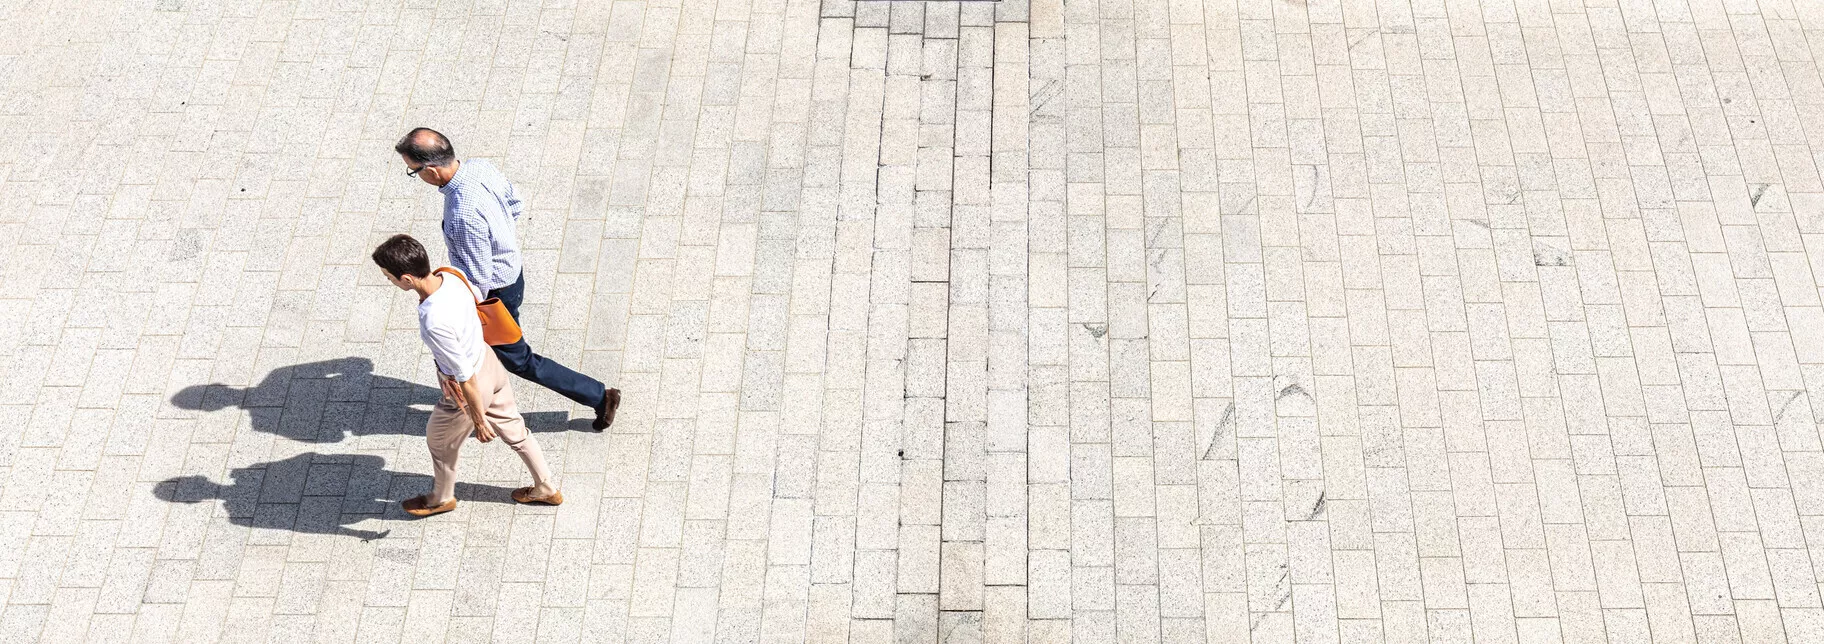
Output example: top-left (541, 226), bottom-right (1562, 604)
top-left (457, 378), bottom-right (487, 427)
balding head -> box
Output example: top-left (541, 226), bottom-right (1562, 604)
top-left (395, 128), bottom-right (455, 168)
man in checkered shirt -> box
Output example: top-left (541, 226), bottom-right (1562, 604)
top-left (396, 128), bottom-right (621, 431)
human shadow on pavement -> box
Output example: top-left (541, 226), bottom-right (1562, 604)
top-left (155, 453), bottom-right (522, 541)
top-left (170, 357), bottom-right (588, 443)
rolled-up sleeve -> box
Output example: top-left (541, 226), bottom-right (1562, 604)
top-left (442, 209), bottom-right (491, 287)
top-left (503, 179), bottom-right (524, 220)
top-left (426, 326), bottom-right (478, 383)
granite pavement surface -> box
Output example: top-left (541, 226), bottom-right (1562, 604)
top-left (4, 0), bottom-right (1824, 641)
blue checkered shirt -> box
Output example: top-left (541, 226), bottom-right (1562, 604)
top-left (438, 158), bottom-right (523, 292)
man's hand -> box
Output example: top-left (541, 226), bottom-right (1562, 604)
top-left (439, 376), bottom-right (463, 407)
top-left (456, 377), bottom-right (495, 443)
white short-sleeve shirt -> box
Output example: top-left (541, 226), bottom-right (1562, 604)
top-left (417, 269), bottom-right (488, 382)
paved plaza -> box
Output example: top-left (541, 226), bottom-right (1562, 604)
top-left (6, 0), bottom-right (1824, 641)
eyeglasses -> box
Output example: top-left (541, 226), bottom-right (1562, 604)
top-left (406, 165), bottom-right (425, 178)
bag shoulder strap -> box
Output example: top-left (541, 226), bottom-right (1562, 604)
top-left (432, 267), bottom-right (483, 305)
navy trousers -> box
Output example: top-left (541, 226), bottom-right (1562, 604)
top-left (487, 272), bottom-right (606, 409)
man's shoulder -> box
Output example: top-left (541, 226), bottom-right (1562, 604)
top-left (421, 282), bottom-right (475, 321)
top-left (445, 159), bottom-right (508, 203)
top-left (461, 158), bottom-right (504, 180)
top-left (431, 270), bottom-right (481, 299)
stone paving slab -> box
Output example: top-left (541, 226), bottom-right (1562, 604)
top-left (5, 0), bottom-right (1824, 641)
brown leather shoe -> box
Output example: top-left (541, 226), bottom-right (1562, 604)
top-left (402, 495), bottom-right (456, 517)
top-left (512, 487), bottom-right (564, 506)
top-left (593, 388), bottom-right (621, 431)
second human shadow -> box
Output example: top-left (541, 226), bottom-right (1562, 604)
top-left (155, 453), bottom-right (524, 541)
top-left (170, 357), bottom-right (589, 443)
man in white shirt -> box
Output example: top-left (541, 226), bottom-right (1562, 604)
top-left (371, 234), bottom-right (562, 517)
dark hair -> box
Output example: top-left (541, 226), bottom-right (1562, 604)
top-left (371, 234), bottom-right (432, 279)
top-left (394, 127), bottom-right (455, 167)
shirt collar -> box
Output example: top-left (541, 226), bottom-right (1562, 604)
top-left (437, 160), bottom-right (471, 196)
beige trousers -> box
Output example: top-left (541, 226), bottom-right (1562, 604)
top-left (426, 349), bottom-right (553, 503)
